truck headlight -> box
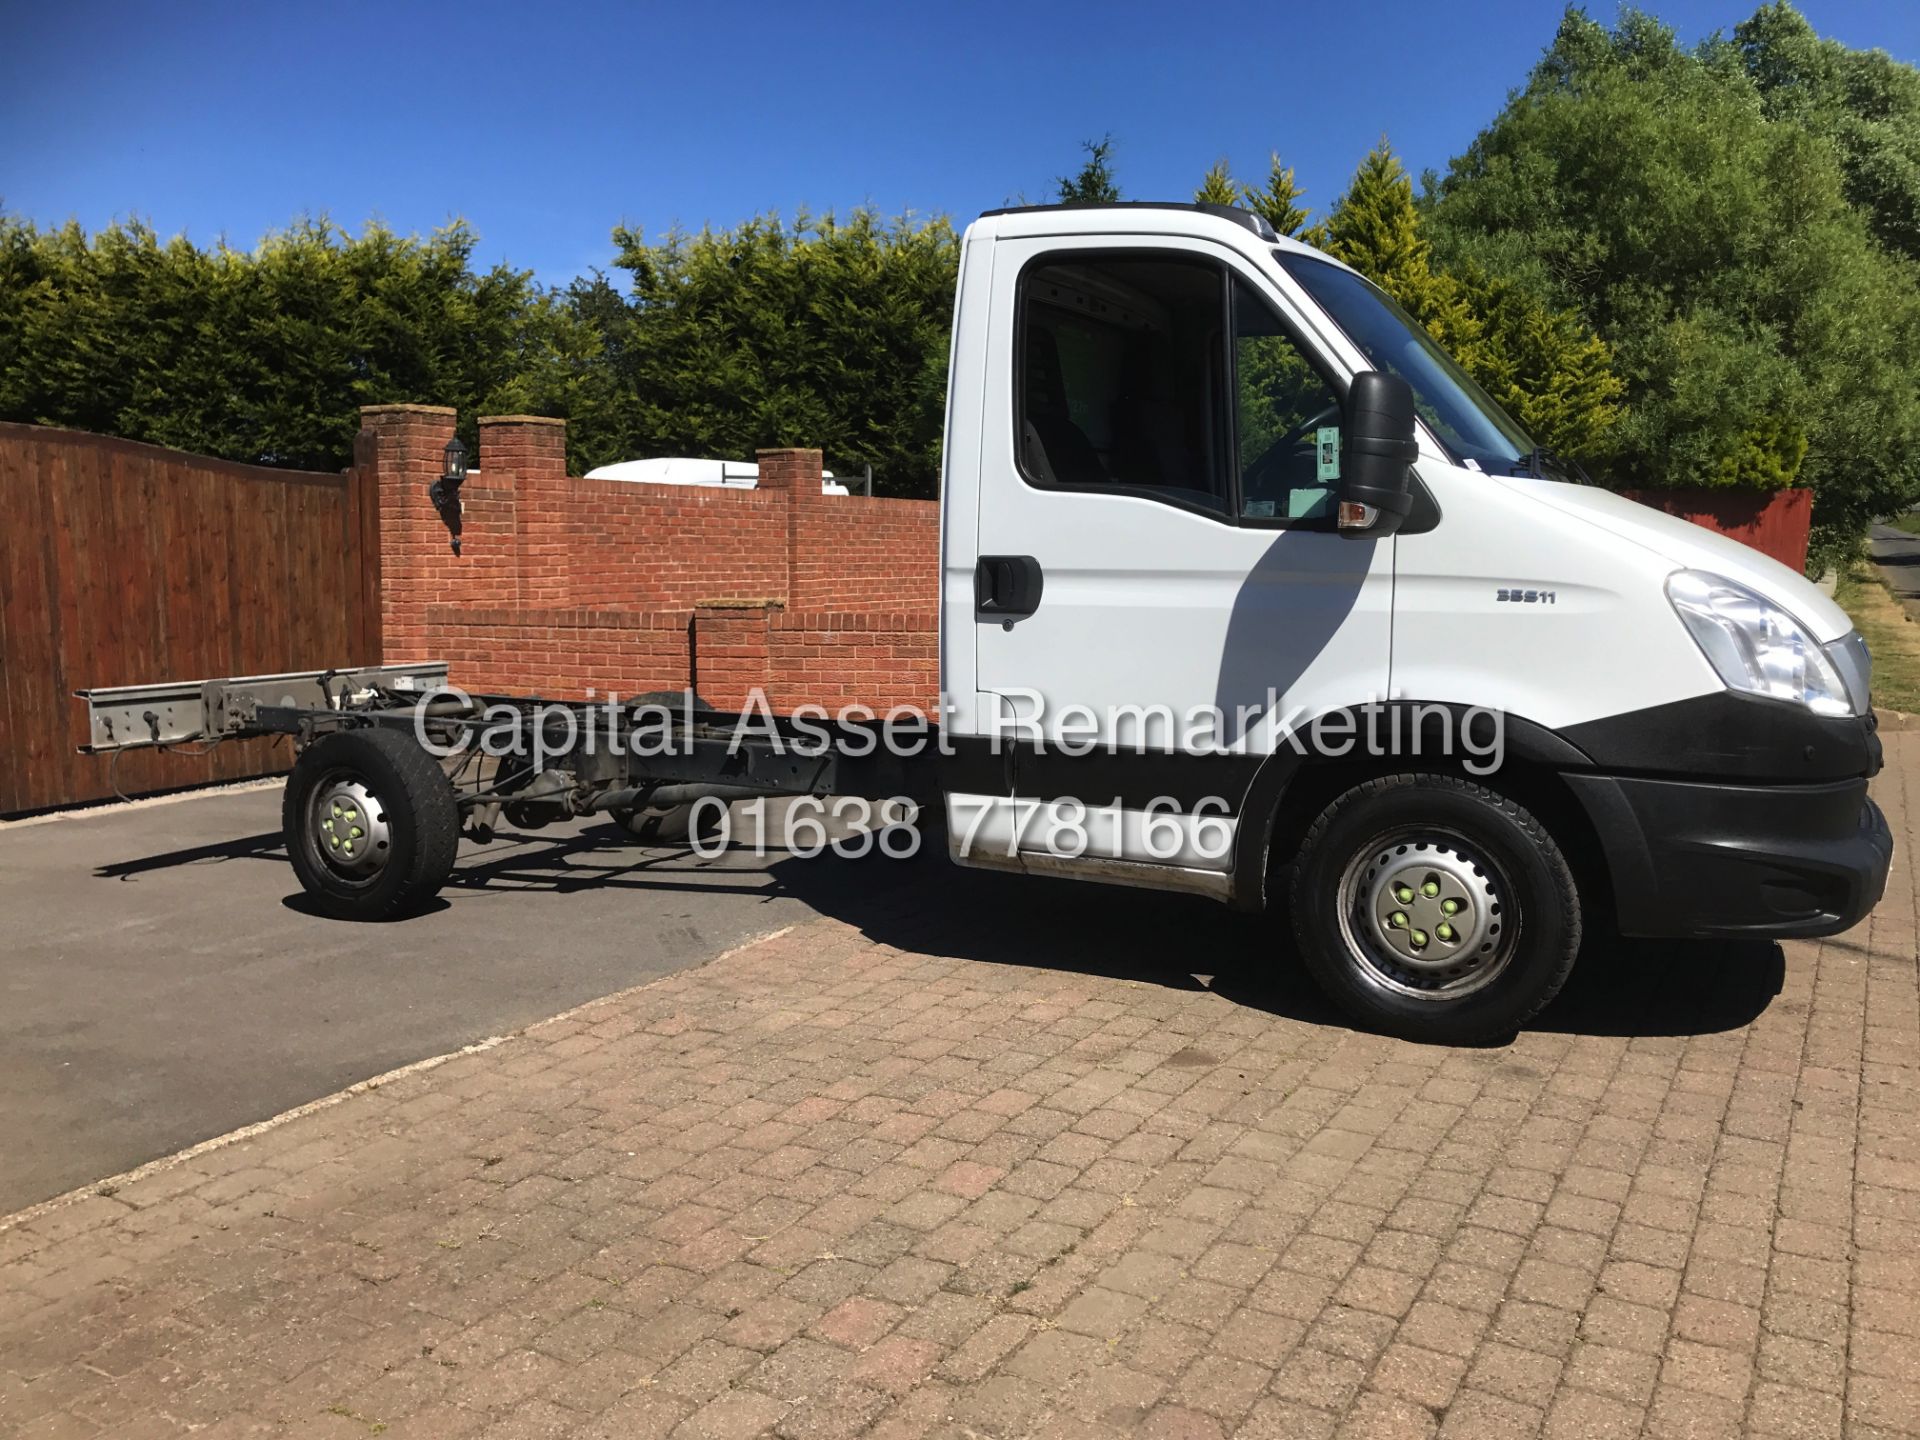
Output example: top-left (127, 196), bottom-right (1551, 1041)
top-left (1666, 570), bottom-right (1855, 717)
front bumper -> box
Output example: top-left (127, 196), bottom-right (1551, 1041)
top-left (1565, 772), bottom-right (1893, 939)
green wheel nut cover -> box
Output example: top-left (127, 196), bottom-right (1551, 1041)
top-left (1388, 911), bottom-right (1407, 928)
top-left (1437, 923), bottom-right (1455, 942)
top-left (1411, 929), bottom-right (1428, 946)
top-left (1421, 880), bottom-right (1440, 897)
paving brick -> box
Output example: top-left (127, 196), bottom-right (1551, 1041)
top-left (671, 1387), bottom-right (788, 1440)
top-left (1435, 1388), bottom-right (1543, 1440)
top-left (7, 738), bottom-right (1920, 1437)
top-left (1543, 1387), bottom-right (1642, 1440)
top-left (1370, 1342), bottom-right (1466, 1410)
top-left (807, 1297), bottom-right (901, 1351)
top-left (1269, 1346), bottom-right (1367, 1412)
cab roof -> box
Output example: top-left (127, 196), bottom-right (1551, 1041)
top-left (978, 200), bottom-right (1279, 243)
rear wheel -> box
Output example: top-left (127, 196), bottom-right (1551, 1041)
top-left (1288, 773), bottom-right (1580, 1044)
top-left (283, 727), bottom-right (459, 920)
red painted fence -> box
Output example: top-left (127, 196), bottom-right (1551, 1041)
top-left (1619, 486), bottom-right (1813, 573)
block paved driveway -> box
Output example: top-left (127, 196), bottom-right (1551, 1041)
top-left (2, 739), bottom-right (1917, 1438)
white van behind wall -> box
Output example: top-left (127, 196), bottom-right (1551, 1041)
top-left (584, 457), bottom-right (850, 495)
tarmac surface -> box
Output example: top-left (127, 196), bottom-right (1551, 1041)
top-left (0, 785), bottom-right (928, 1213)
top-left (1869, 521), bottom-right (1920, 620)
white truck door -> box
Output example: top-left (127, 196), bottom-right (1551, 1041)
top-left (961, 235), bottom-right (1393, 875)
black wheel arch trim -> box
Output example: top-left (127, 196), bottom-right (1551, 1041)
top-left (1226, 702), bottom-right (1589, 909)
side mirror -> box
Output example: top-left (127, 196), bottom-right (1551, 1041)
top-left (1338, 371), bottom-right (1418, 537)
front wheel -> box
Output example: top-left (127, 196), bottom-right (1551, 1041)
top-left (1288, 774), bottom-right (1581, 1044)
top-left (283, 727), bottom-right (459, 920)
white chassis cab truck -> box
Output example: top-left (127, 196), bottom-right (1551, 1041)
top-left (77, 202), bottom-right (1893, 1045)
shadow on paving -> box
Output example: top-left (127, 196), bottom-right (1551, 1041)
top-left (96, 816), bottom-right (1787, 1043)
top-left (764, 841), bottom-right (1787, 1043)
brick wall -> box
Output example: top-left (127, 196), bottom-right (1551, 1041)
top-left (368, 408), bottom-right (940, 711)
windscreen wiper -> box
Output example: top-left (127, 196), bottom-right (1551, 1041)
top-left (1507, 448), bottom-right (1592, 485)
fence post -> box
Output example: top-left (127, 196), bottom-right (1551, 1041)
top-left (346, 429), bottom-right (383, 665)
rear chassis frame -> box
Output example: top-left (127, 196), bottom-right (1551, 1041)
top-left (75, 663), bottom-right (941, 837)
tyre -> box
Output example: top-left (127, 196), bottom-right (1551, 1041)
top-left (1288, 773), bottom-right (1581, 1044)
top-left (283, 727), bottom-right (459, 920)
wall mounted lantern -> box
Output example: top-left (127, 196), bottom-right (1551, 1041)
top-left (429, 436), bottom-right (468, 555)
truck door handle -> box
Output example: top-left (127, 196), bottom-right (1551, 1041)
top-left (975, 555), bottom-right (1044, 621)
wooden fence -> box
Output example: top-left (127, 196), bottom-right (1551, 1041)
top-left (0, 423), bottom-right (378, 815)
top-left (1620, 486), bottom-right (1814, 573)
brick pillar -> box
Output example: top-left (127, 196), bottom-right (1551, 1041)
top-left (756, 447), bottom-right (822, 612)
top-left (483, 415), bottom-right (570, 607)
top-left (691, 601), bottom-right (777, 710)
top-left (754, 447), bottom-right (823, 492)
top-left (359, 404), bottom-right (456, 663)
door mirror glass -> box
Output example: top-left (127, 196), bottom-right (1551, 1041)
top-left (1339, 371), bottom-right (1418, 537)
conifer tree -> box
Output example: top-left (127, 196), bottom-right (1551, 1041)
top-left (1240, 154), bottom-right (1313, 237)
top-left (1316, 140), bottom-right (1464, 331)
top-left (1316, 139), bottom-right (1624, 466)
top-left (1194, 161), bottom-right (1240, 207)
top-left (1056, 137), bottom-right (1121, 204)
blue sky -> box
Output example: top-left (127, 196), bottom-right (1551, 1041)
top-left (4, 0), bottom-right (1916, 288)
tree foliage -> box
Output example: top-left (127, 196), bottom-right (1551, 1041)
top-left (1241, 155), bottom-right (1313, 238)
top-left (0, 209), bottom-right (958, 495)
top-left (0, 216), bottom-right (563, 471)
top-left (576, 210), bottom-right (960, 496)
top-left (1194, 161), bottom-right (1240, 207)
top-left (1056, 137), bottom-right (1122, 204)
top-left (1424, 4), bottom-right (1920, 561)
top-left (1316, 140), bottom-right (1625, 465)
top-left (1736, 1), bottom-right (1920, 263)
top-left (1191, 153), bottom-right (1313, 234)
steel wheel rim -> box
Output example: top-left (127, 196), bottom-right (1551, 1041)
top-left (1335, 826), bottom-right (1518, 1001)
top-left (307, 771), bottom-right (392, 884)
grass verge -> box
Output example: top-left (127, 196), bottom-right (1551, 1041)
top-left (1882, 511), bottom-right (1920, 536)
top-left (1835, 562), bottom-right (1920, 714)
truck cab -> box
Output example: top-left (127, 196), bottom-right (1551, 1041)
top-left (937, 201), bottom-right (1891, 1041)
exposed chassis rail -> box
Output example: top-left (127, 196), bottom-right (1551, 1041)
top-left (76, 663), bottom-right (453, 752)
top-left (75, 663), bottom-right (939, 836)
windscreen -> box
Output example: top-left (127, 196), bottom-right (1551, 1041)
top-left (1276, 251), bottom-right (1541, 477)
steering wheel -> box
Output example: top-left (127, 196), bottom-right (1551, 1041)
top-left (1244, 403), bottom-right (1339, 491)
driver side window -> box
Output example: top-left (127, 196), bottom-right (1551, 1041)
top-left (1233, 278), bottom-right (1342, 522)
